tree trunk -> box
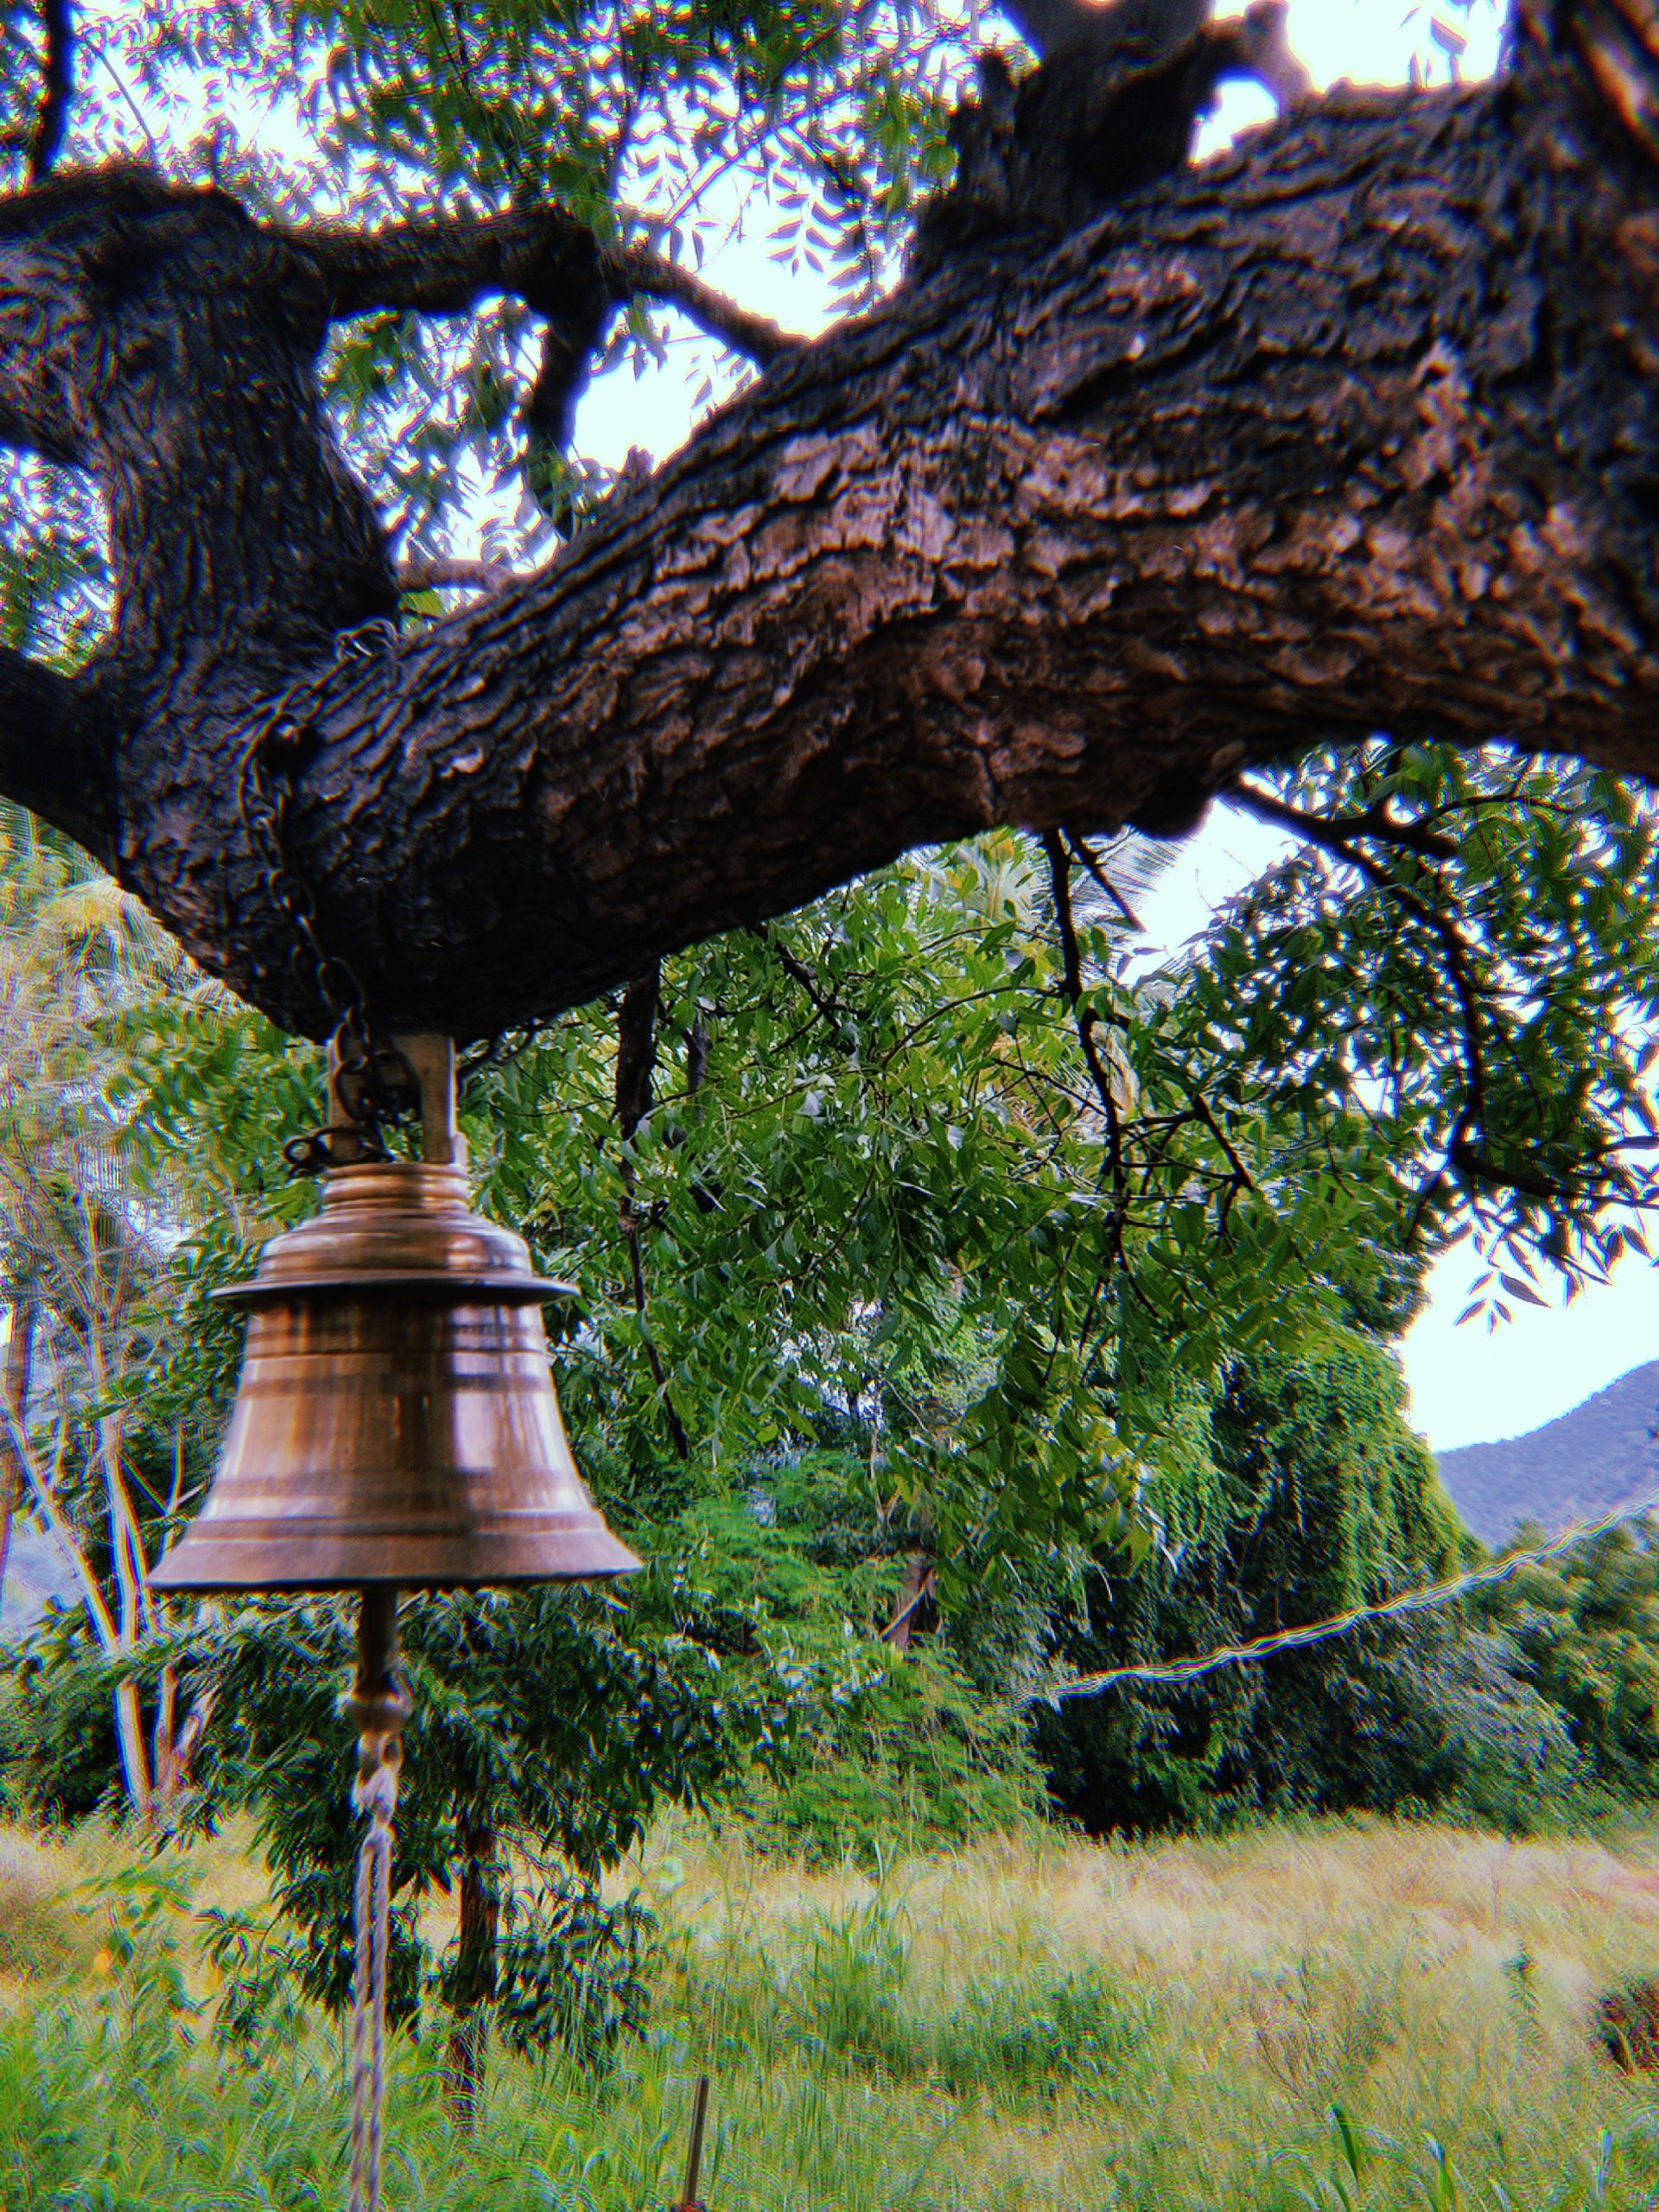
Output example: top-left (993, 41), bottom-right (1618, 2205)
top-left (111, 1677), bottom-right (152, 1818)
top-left (0, 1297), bottom-right (35, 1611)
top-left (0, 3), bottom-right (1655, 1039)
top-left (884, 1557), bottom-right (938, 1654)
top-left (442, 1825), bottom-right (499, 2128)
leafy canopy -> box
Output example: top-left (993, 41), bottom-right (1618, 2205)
top-left (1, 2), bottom-right (1656, 1597)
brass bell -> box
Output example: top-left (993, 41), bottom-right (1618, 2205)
top-left (150, 1035), bottom-right (639, 1593)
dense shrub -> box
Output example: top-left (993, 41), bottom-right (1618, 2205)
top-left (0, 1609), bottom-right (219, 1827)
top-left (767, 1894), bottom-right (1147, 2090)
top-left (1474, 1520), bottom-right (1659, 1801)
top-left (737, 1642), bottom-right (1046, 1866)
top-left (638, 1468), bottom-right (1046, 1864)
top-left (1033, 1338), bottom-right (1484, 1834)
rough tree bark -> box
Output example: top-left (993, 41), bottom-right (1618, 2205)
top-left (0, 0), bottom-right (1654, 1040)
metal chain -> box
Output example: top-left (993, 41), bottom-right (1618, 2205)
top-left (233, 619), bottom-right (418, 1171)
top-left (455, 1017), bottom-right (557, 1090)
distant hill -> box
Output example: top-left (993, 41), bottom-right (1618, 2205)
top-left (1435, 1361), bottom-right (1659, 1548)
top-left (0, 1520), bottom-right (77, 1641)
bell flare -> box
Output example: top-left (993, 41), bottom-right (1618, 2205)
top-left (148, 1516), bottom-right (641, 1594)
top-left (149, 1161), bottom-right (642, 1595)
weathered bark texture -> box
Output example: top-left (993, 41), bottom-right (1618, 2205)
top-left (0, 0), bottom-right (1656, 1039)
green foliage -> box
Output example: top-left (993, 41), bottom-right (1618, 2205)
top-left (199, 1586), bottom-right (734, 2040)
top-left (0, 1612), bottom-right (127, 1823)
top-left (197, 1904), bottom-right (308, 2062)
top-left (491, 1877), bottom-right (658, 2069)
top-left (1033, 1331), bottom-right (1516, 1834)
top-left (0, 1611), bottom-right (221, 1830)
top-left (624, 1456), bottom-right (1046, 1862)
top-left (684, 1885), bottom-right (1148, 2094)
top-left (737, 1643), bottom-right (1046, 1866)
top-left (1222, 747), bottom-right (1659, 1309)
top-left (7, 6), bottom-right (1659, 2191)
top-left (1476, 1518), bottom-right (1659, 1801)
top-left (922, 1970), bottom-right (1146, 2094)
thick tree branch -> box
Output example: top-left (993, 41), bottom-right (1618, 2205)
top-left (290, 203), bottom-right (601, 321)
top-left (1002, 0), bottom-right (1210, 64)
top-left (0, 7), bottom-right (1654, 1041)
top-left (1567, 0), bottom-right (1659, 163)
top-left (287, 202), bottom-right (798, 466)
top-left (399, 556), bottom-right (522, 595)
top-left (915, 0), bottom-right (1308, 277)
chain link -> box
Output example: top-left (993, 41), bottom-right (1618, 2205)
top-left (455, 1018), bottom-right (557, 1089)
top-left (234, 619), bottom-right (419, 1172)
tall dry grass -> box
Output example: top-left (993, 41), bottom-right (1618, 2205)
top-left (5, 1812), bottom-right (1659, 2208)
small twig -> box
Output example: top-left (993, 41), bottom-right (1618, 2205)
top-left (1230, 777), bottom-right (1493, 1233)
top-left (1043, 831), bottom-right (1131, 1243)
top-left (1063, 828), bottom-right (1142, 933)
top-left (614, 966), bottom-right (690, 1462)
top-left (754, 925), bottom-right (845, 1026)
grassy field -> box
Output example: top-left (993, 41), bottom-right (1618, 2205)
top-left (4, 1813), bottom-right (1659, 2209)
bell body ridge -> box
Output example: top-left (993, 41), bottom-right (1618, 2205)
top-left (149, 1159), bottom-right (640, 1592)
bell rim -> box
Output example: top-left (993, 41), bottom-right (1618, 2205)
top-left (149, 1527), bottom-right (645, 1592)
top-left (211, 1271), bottom-right (579, 1306)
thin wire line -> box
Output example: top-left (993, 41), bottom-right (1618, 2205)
top-left (1024, 1489), bottom-right (1659, 1707)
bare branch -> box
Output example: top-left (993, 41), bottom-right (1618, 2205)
top-left (0, 648), bottom-right (109, 850)
top-left (289, 204), bottom-right (803, 368)
top-left (27, 0), bottom-right (73, 184)
top-left (399, 555), bottom-right (524, 594)
top-left (598, 242), bottom-right (804, 365)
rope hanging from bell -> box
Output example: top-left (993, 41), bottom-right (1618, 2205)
top-left (346, 1586), bottom-right (410, 2212)
top-left (149, 1030), bottom-right (641, 2204)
